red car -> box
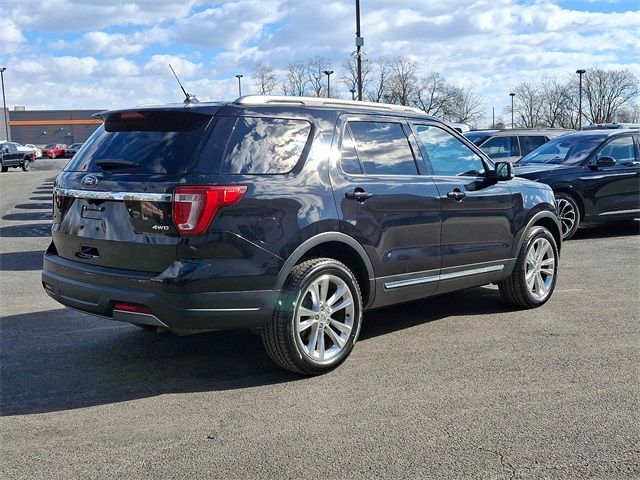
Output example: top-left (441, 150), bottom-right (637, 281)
top-left (43, 144), bottom-right (67, 158)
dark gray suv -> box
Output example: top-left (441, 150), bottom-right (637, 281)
top-left (42, 96), bottom-right (562, 374)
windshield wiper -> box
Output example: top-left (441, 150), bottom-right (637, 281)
top-left (95, 159), bottom-right (140, 169)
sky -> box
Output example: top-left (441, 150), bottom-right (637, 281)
top-left (1, 0), bottom-right (639, 125)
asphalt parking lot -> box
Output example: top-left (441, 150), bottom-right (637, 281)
top-left (1, 159), bottom-right (639, 479)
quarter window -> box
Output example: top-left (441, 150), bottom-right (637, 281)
top-left (347, 121), bottom-right (418, 175)
top-left (220, 117), bottom-right (312, 174)
top-left (414, 125), bottom-right (486, 177)
top-left (520, 136), bottom-right (547, 155)
top-left (340, 125), bottom-right (363, 174)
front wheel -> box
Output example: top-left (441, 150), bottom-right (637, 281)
top-left (22, 159), bottom-right (31, 171)
top-left (555, 192), bottom-right (580, 240)
top-left (498, 226), bottom-right (558, 308)
top-left (262, 257), bottom-right (363, 375)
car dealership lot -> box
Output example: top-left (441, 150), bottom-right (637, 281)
top-left (1, 161), bottom-right (638, 479)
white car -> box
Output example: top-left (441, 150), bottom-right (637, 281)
top-left (24, 144), bottom-right (43, 158)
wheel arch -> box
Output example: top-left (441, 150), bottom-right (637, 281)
top-left (512, 210), bottom-right (562, 260)
top-left (275, 232), bottom-right (376, 308)
top-left (552, 185), bottom-right (585, 219)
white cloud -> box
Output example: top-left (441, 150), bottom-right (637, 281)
top-left (174, 0), bottom-right (284, 49)
top-left (0, 20), bottom-right (26, 53)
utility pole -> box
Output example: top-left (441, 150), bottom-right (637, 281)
top-left (509, 92), bottom-right (516, 128)
top-left (355, 0), bottom-right (364, 101)
top-left (324, 70), bottom-right (334, 98)
top-left (492, 107), bottom-right (495, 128)
top-left (576, 69), bottom-right (586, 130)
top-left (0, 67), bottom-right (8, 141)
top-left (235, 74), bottom-right (243, 97)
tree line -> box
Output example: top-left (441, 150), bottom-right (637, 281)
top-left (252, 57), bottom-right (639, 129)
top-left (507, 68), bottom-right (639, 129)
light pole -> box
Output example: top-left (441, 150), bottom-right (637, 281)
top-left (355, 0), bottom-right (364, 101)
top-left (350, 88), bottom-right (356, 100)
top-left (0, 67), bottom-right (8, 141)
top-left (235, 74), bottom-right (243, 97)
top-left (576, 69), bottom-right (586, 130)
top-left (323, 70), bottom-right (334, 98)
top-left (509, 92), bottom-right (516, 128)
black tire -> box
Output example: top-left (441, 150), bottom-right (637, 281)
top-left (555, 192), bottom-right (580, 240)
top-left (498, 226), bottom-right (559, 308)
top-left (1, 165), bottom-right (6, 173)
top-left (262, 257), bottom-right (363, 375)
top-left (22, 159), bottom-right (31, 171)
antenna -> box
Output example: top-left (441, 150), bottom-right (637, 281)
top-left (169, 64), bottom-right (199, 103)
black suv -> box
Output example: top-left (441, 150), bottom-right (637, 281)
top-left (516, 129), bottom-right (640, 239)
top-left (43, 96), bottom-right (561, 374)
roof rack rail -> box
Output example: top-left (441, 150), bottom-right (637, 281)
top-left (234, 95), bottom-right (426, 115)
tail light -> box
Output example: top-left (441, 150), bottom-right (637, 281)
top-left (172, 185), bottom-right (247, 235)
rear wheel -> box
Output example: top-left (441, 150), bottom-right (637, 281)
top-left (262, 257), bottom-right (363, 375)
top-left (499, 226), bottom-right (558, 308)
top-left (22, 159), bottom-right (31, 171)
top-left (555, 192), bottom-right (580, 240)
top-left (1, 164), bottom-right (6, 173)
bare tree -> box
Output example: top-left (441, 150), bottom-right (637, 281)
top-left (582, 68), bottom-right (639, 123)
top-left (445, 86), bottom-right (484, 126)
top-left (512, 82), bottom-right (544, 127)
top-left (387, 56), bottom-right (419, 105)
top-left (539, 77), bottom-right (572, 128)
top-left (413, 72), bottom-right (451, 117)
top-left (282, 61), bottom-right (308, 96)
top-left (306, 56), bottom-right (331, 97)
top-left (340, 55), bottom-right (371, 99)
top-left (366, 57), bottom-right (393, 103)
top-left (253, 63), bottom-right (279, 95)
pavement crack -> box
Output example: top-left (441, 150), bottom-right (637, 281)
top-left (478, 446), bottom-right (517, 480)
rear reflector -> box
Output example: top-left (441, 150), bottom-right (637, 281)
top-left (172, 185), bottom-right (247, 235)
top-left (113, 303), bottom-right (153, 314)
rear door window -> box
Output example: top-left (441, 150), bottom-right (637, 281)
top-left (65, 110), bottom-right (213, 174)
top-left (347, 121), bottom-right (418, 175)
top-left (219, 117), bottom-right (312, 174)
top-left (479, 136), bottom-right (515, 159)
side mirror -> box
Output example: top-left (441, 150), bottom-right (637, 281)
top-left (588, 156), bottom-right (616, 169)
top-left (494, 161), bottom-right (514, 181)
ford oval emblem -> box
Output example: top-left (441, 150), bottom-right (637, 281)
top-left (81, 175), bottom-right (99, 188)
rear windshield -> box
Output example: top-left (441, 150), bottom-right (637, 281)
top-left (65, 112), bottom-right (312, 175)
top-left (65, 110), bottom-right (213, 174)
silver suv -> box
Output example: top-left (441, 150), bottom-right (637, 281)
top-left (464, 129), bottom-right (571, 163)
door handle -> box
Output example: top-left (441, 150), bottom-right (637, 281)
top-left (345, 188), bottom-right (373, 202)
top-left (447, 189), bottom-right (467, 201)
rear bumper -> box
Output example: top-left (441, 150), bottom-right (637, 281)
top-left (42, 253), bottom-right (279, 330)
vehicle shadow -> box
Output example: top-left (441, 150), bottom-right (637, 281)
top-left (0, 250), bottom-right (44, 271)
top-left (0, 287), bottom-right (511, 416)
top-left (29, 196), bottom-right (52, 201)
top-left (572, 220), bottom-right (639, 240)
top-left (2, 212), bottom-right (52, 221)
top-left (0, 223), bottom-right (51, 238)
top-left (14, 203), bottom-right (52, 210)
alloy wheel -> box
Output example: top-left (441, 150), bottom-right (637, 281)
top-left (525, 237), bottom-right (556, 301)
top-left (295, 274), bottom-right (354, 363)
top-left (556, 198), bottom-right (576, 238)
